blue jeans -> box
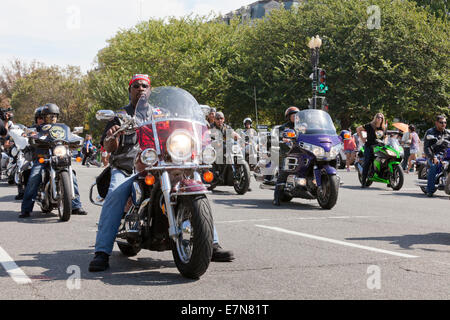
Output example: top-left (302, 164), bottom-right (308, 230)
top-left (108, 168), bottom-right (130, 194)
top-left (21, 161), bottom-right (82, 213)
top-left (362, 145), bottom-right (374, 182)
top-left (426, 159), bottom-right (439, 194)
top-left (95, 174), bottom-right (220, 255)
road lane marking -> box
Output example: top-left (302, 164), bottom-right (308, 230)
top-left (215, 216), bottom-right (379, 224)
top-left (0, 246), bottom-right (32, 285)
top-left (255, 225), bottom-right (419, 259)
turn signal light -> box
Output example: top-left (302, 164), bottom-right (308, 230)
top-left (203, 171), bottom-right (214, 183)
top-left (38, 157), bottom-right (45, 164)
top-left (286, 132), bottom-right (296, 138)
top-left (145, 174), bottom-right (155, 186)
top-left (76, 157), bottom-right (82, 162)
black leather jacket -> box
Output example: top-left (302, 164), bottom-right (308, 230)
top-left (100, 104), bottom-right (140, 175)
top-left (423, 127), bottom-right (450, 160)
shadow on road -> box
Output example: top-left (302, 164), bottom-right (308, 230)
top-left (3, 249), bottom-right (196, 286)
top-left (210, 190), bottom-right (237, 196)
top-left (340, 185), bottom-right (387, 191)
top-left (346, 233), bottom-right (450, 252)
top-left (378, 192), bottom-right (450, 200)
top-left (0, 210), bottom-right (67, 224)
top-left (212, 198), bottom-right (322, 211)
top-left (0, 194), bottom-right (16, 202)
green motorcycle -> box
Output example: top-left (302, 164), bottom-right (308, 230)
top-left (355, 136), bottom-right (404, 190)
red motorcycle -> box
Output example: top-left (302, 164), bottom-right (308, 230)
top-left (94, 87), bottom-right (217, 279)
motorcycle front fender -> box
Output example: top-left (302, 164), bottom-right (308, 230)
top-left (314, 164), bottom-right (337, 187)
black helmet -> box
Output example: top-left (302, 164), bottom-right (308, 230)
top-left (42, 103), bottom-right (60, 116)
top-left (285, 106), bottom-right (299, 120)
top-left (34, 106), bottom-right (44, 119)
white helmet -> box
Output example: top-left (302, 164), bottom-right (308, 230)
top-left (243, 118), bottom-right (252, 126)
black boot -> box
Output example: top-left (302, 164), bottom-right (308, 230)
top-left (273, 185), bottom-right (282, 206)
top-left (211, 243), bottom-right (234, 262)
top-left (89, 252), bottom-right (110, 272)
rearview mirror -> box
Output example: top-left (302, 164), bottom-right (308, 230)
top-left (73, 127), bottom-right (84, 134)
top-left (96, 110), bottom-right (115, 121)
top-left (199, 105), bottom-right (211, 117)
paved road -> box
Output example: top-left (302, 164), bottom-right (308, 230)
top-left (0, 163), bottom-right (449, 300)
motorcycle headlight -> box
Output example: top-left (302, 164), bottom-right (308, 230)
top-left (386, 149), bottom-right (397, 157)
top-left (202, 147), bottom-right (216, 165)
top-left (312, 145), bottom-right (325, 158)
top-left (11, 147), bottom-right (18, 157)
top-left (329, 144), bottom-right (341, 159)
top-left (53, 145), bottom-right (68, 157)
top-left (140, 148), bottom-right (158, 166)
top-left (231, 144), bottom-right (241, 154)
top-left (167, 130), bottom-right (194, 163)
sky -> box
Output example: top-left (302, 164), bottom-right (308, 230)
top-left (0, 0), bottom-right (253, 73)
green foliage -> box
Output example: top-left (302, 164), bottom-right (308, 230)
top-left (10, 65), bottom-right (91, 129)
top-left (90, 0), bottom-right (448, 132)
top-left (225, 0), bottom-right (449, 130)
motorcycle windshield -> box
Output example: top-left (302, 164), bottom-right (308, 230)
top-left (387, 136), bottom-right (401, 150)
top-left (34, 123), bottom-right (83, 147)
top-left (136, 87), bottom-right (210, 161)
top-left (294, 109), bottom-right (337, 135)
top-left (136, 86), bottom-right (206, 123)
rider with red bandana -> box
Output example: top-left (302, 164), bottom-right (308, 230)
top-left (89, 75), bottom-right (234, 272)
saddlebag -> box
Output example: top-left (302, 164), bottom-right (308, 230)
top-left (96, 166), bottom-right (111, 198)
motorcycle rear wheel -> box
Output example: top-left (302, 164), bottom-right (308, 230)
top-left (58, 171), bottom-right (73, 222)
top-left (357, 169), bottom-right (373, 187)
top-left (172, 195), bottom-right (213, 279)
top-left (317, 174), bottom-right (339, 210)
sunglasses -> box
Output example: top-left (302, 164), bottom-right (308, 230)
top-left (438, 121), bottom-right (447, 125)
top-left (132, 83), bottom-right (149, 89)
top-left (216, 117), bottom-right (224, 120)
top-left (376, 116), bottom-right (383, 119)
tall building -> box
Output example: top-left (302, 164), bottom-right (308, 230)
top-left (223, 0), bottom-right (302, 24)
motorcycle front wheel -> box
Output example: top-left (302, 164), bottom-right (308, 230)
top-left (233, 162), bottom-right (251, 195)
top-left (58, 171), bottom-right (73, 222)
top-left (418, 166), bottom-right (429, 194)
top-left (317, 174), bottom-right (339, 210)
top-left (172, 195), bottom-right (213, 279)
top-left (445, 172), bottom-right (450, 195)
top-left (389, 164), bottom-right (404, 191)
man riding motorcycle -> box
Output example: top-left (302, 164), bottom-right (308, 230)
top-left (207, 107), bottom-right (216, 129)
top-left (14, 106), bottom-right (44, 200)
top-left (424, 114), bottom-right (450, 197)
top-left (89, 75), bottom-right (234, 272)
top-left (19, 103), bottom-right (87, 218)
top-left (273, 106), bottom-right (299, 206)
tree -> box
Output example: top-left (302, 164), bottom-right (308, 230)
top-left (10, 65), bottom-right (91, 129)
top-left (225, 0), bottom-right (449, 130)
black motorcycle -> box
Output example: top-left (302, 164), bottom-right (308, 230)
top-left (29, 123), bottom-right (83, 221)
top-left (92, 87), bottom-right (216, 279)
top-left (206, 138), bottom-right (251, 195)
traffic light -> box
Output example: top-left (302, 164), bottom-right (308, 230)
top-left (317, 68), bottom-right (328, 94)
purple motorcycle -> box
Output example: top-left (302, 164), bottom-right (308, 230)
top-left (259, 109), bottom-right (341, 209)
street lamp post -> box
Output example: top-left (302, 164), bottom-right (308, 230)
top-left (307, 35), bottom-right (322, 109)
